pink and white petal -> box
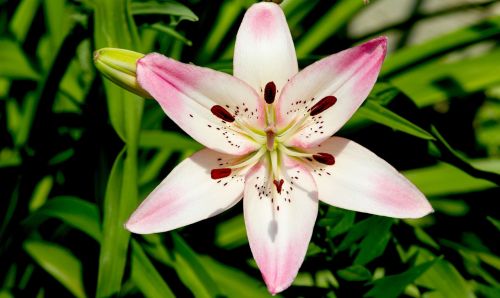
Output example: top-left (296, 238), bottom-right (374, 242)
top-left (137, 53), bottom-right (266, 155)
top-left (307, 137), bottom-right (433, 218)
top-left (126, 148), bottom-right (245, 234)
top-left (234, 2), bottom-right (298, 96)
top-left (276, 37), bottom-right (387, 148)
top-left (244, 156), bottom-right (318, 294)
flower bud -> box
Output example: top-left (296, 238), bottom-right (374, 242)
top-left (93, 48), bottom-right (151, 98)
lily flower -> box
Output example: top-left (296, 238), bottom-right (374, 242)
top-left (124, 2), bottom-right (432, 294)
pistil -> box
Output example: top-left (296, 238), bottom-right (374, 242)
top-left (265, 126), bottom-right (277, 151)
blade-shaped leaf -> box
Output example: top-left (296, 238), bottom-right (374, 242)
top-left (382, 16), bottom-right (500, 77)
top-left (365, 259), bottom-right (437, 298)
top-left (93, 0), bottom-right (143, 295)
top-left (24, 240), bottom-right (86, 298)
top-left (415, 249), bottom-right (475, 298)
top-left (171, 233), bottom-right (221, 297)
top-left (391, 48), bottom-right (500, 107)
top-left (23, 196), bottom-right (101, 241)
top-left (130, 240), bottom-right (175, 298)
top-left (337, 265), bottom-right (372, 282)
top-left (215, 215), bottom-right (247, 249)
top-left (131, 0), bottom-right (198, 22)
top-left (198, 256), bottom-right (270, 298)
top-left (0, 39), bottom-right (39, 80)
top-left (356, 100), bottom-right (435, 140)
top-left (139, 130), bottom-right (202, 151)
top-left (404, 160), bottom-right (499, 196)
top-left (295, 0), bottom-right (365, 56)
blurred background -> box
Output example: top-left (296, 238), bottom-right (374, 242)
top-left (1, 0), bottom-right (500, 297)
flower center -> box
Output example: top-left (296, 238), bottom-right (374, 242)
top-left (209, 85), bottom-right (337, 195)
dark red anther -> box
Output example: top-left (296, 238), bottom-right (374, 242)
top-left (211, 105), bottom-right (235, 122)
top-left (211, 168), bottom-right (232, 179)
top-left (313, 153), bottom-right (335, 165)
top-left (264, 81), bottom-right (277, 104)
top-left (310, 96), bottom-right (337, 116)
top-left (273, 179), bottom-right (284, 194)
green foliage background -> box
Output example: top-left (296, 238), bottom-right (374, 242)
top-left (1, 0), bottom-right (500, 297)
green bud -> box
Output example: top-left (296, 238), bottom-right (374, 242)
top-left (93, 48), bottom-right (151, 98)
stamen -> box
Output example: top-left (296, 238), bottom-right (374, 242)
top-left (273, 179), bottom-right (284, 194)
top-left (264, 81), bottom-right (277, 104)
top-left (310, 96), bottom-right (337, 116)
top-left (211, 168), bottom-right (232, 179)
top-left (211, 105), bottom-right (235, 122)
top-left (278, 144), bottom-right (311, 158)
top-left (313, 153), bottom-right (335, 165)
top-left (228, 147), bottom-right (266, 170)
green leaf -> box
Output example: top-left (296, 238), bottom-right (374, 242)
top-left (197, 0), bottom-right (245, 63)
top-left (9, 0), bottom-right (40, 42)
top-left (130, 240), bottom-right (175, 298)
top-left (43, 0), bottom-right (73, 52)
top-left (215, 215), bottom-right (248, 249)
top-left (430, 199), bottom-right (469, 217)
top-left (295, 0), bottom-right (365, 56)
top-left (487, 217), bottom-right (500, 232)
top-left (131, 0), bottom-right (198, 22)
top-left (338, 217), bottom-right (393, 265)
top-left (282, 0), bottom-right (319, 30)
top-left (139, 148), bottom-right (173, 186)
top-left (0, 148), bottom-right (22, 168)
top-left (8, 92), bottom-right (37, 147)
top-left (171, 233), bottom-right (221, 297)
top-left (93, 0), bottom-right (144, 296)
top-left (391, 48), bottom-right (500, 107)
top-left (337, 265), bottom-right (372, 281)
top-left (441, 239), bottom-right (500, 271)
top-left (0, 290), bottom-right (14, 298)
top-left (354, 218), bottom-right (393, 265)
top-left (365, 259), bottom-right (437, 298)
top-left (415, 249), bottom-right (475, 298)
top-left (473, 282), bottom-right (500, 298)
top-left (149, 23), bottom-right (192, 46)
top-left (414, 228), bottom-right (440, 249)
top-left (356, 100), bottom-right (435, 140)
top-left (318, 208), bottom-right (355, 238)
top-left (404, 160), bottom-right (499, 196)
top-left (139, 130), bottom-right (202, 151)
top-left (0, 39), bottom-right (39, 80)
top-left (29, 176), bottom-right (53, 212)
top-left (24, 240), bottom-right (86, 298)
top-left (338, 216), bottom-right (384, 251)
top-left (93, 0), bottom-right (143, 141)
top-left (96, 149), bottom-right (138, 297)
top-left (198, 256), bottom-right (270, 298)
top-left (23, 196), bottom-right (101, 241)
top-left (382, 16), bottom-right (500, 77)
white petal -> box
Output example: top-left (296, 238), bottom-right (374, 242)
top-left (126, 148), bottom-right (245, 234)
top-left (234, 2), bottom-right (298, 96)
top-left (307, 137), bottom-right (433, 218)
top-left (243, 156), bottom-right (318, 294)
top-left (137, 53), bottom-right (266, 155)
top-left (276, 37), bottom-right (387, 148)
